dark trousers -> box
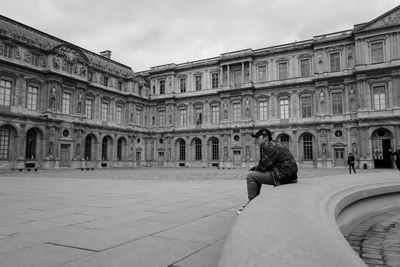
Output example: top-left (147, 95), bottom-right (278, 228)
top-left (246, 171), bottom-right (275, 201)
top-left (349, 164), bottom-right (356, 174)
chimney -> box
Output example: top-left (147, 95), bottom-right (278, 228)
top-left (100, 50), bottom-right (112, 59)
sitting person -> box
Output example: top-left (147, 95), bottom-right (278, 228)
top-left (237, 128), bottom-right (298, 215)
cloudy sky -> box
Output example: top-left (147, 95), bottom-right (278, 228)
top-left (2, 0), bottom-right (399, 71)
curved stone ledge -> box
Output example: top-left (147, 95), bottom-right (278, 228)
top-left (218, 172), bottom-right (400, 267)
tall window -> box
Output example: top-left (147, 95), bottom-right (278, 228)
top-left (179, 139), bottom-right (186, 161)
top-left (301, 96), bottom-right (312, 118)
top-left (373, 86), bottom-right (386, 110)
top-left (211, 105), bottom-right (219, 124)
top-left (211, 138), bottom-right (219, 161)
top-left (371, 42), bottom-right (384, 64)
top-left (300, 59), bottom-right (310, 77)
top-left (25, 129), bottom-right (36, 159)
top-left (117, 138), bottom-right (123, 160)
top-left (85, 99), bottom-right (93, 119)
top-left (233, 70), bottom-right (241, 85)
top-left (62, 92), bottom-right (71, 114)
top-left (180, 78), bottom-right (186, 93)
top-left (278, 62), bottom-right (288, 79)
top-left (195, 75), bottom-right (202, 91)
top-left (3, 45), bottom-right (12, 58)
top-left (233, 103), bottom-right (241, 122)
top-left (159, 80), bottom-right (165, 95)
top-left (116, 105), bottom-right (122, 124)
top-left (258, 65), bottom-right (267, 82)
top-left (103, 76), bottom-right (109, 87)
top-left (211, 73), bottom-right (219, 88)
top-left (195, 139), bottom-right (202, 160)
top-left (31, 54), bottom-right (39, 66)
top-left (332, 92), bottom-right (343, 114)
top-left (195, 107), bottom-right (202, 125)
top-left (279, 98), bottom-right (289, 119)
top-left (0, 79), bottom-right (11, 106)
top-left (179, 108), bottom-right (187, 126)
top-left (27, 86), bottom-right (38, 110)
top-left (303, 134), bottom-right (313, 160)
top-left (102, 137), bottom-right (108, 160)
top-left (0, 127), bottom-right (10, 159)
top-left (159, 109), bottom-right (166, 126)
top-left (330, 52), bottom-right (340, 72)
top-left (84, 135), bottom-right (92, 160)
top-left (118, 82), bottom-right (122, 91)
top-left (101, 102), bottom-right (109, 121)
top-left (136, 107), bottom-right (143, 125)
top-left (259, 100), bottom-right (268, 121)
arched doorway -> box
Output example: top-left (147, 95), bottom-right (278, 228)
top-left (372, 128), bottom-right (393, 168)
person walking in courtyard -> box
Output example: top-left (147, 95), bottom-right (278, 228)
top-left (237, 128), bottom-right (298, 215)
top-left (347, 152), bottom-right (356, 174)
top-left (389, 146), bottom-right (400, 172)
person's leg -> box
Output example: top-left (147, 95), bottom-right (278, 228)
top-left (349, 165), bottom-right (351, 174)
top-left (246, 171), bottom-right (275, 201)
top-left (352, 165), bottom-right (356, 174)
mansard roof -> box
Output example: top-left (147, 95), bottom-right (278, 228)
top-left (0, 15), bottom-right (133, 77)
top-left (354, 4), bottom-right (400, 33)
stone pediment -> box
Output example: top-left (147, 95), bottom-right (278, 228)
top-left (355, 5), bottom-right (400, 32)
top-left (52, 44), bottom-right (89, 65)
top-left (332, 142), bottom-right (346, 148)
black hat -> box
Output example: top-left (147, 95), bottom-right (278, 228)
top-left (251, 128), bottom-right (272, 138)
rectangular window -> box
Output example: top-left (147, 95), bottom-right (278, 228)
top-left (211, 73), bottom-right (219, 88)
top-left (300, 59), bottom-right (310, 77)
top-left (233, 103), bottom-right (241, 122)
top-left (116, 105), bottom-right (122, 124)
top-left (103, 76), bottom-right (109, 87)
top-left (373, 86), bottom-right (386, 110)
top-left (159, 80), bottom-right (165, 95)
top-left (195, 107), bottom-right (202, 125)
top-left (101, 102), bottom-right (109, 121)
top-left (330, 52), bottom-right (340, 72)
top-left (118, 82), bottom-right (122, 91)
top-left (0, 127), bottom-right (10, 159)
top-left (0, 80), bottom-right (11, 106)
top-left (211, 105), bottom-right (219, 124)
top-left (258, 65), bottom-right (267, 82)
top-left (233, 70), bottom-right (241, 85)
top-left (279, 99), bottom-right (289, 119)
top-left (302, 96), bottom-right (312, 117)
top-left (159, 109), bottom-right (166, 126)
top-left (4, 45), bottom-right (12, 58)
top-left (62, 92), bottom-right (71, 114)
top-left (332, 92), bottom-right (343, 114)
top-left (259, 100), bottom-right (268, 120)
top-left (278, 62), bottom-right (288, 80)
top-left (371, 42), bottom-right (384, 64)
top-left (180, 108), bottom-right (186, 126)
top-left (88, 72), bottom-right (93, 82)
top-left (195, 76), bottom-right (202, 91)
top-left (180, 78), bottom-right (186, 93)
top-left (85, 99), bottom-right (93, 119)
top-left (136, 107), bottom-right (142, 125)
top-left (27, 86), bottom-right (38, 110)
top-left (31, 54), bottom-right (39, 66)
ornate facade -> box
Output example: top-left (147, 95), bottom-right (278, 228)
top-left (1, 6), bottom-right (400, 170)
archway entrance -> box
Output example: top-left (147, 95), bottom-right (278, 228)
top-left (372, 128), bottom-right (393, 168)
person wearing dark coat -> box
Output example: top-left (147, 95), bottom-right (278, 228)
top-left (389, 147), bottom-right (400, 171)
top-left (347, 152), bottom-right (356, 174)
top-left (236, 128), bottom-right (298, 215)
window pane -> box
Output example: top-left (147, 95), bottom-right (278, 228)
top-left (0, 80), bottom-right (12, 106)
top-left (373, 86), bottom-right (386, 110)
top-left (212, 105), bottom-right (219, 124)
top-left (62, 93), bottom-right (71, 114)
top-left (27, 86), bottom-right (38, 110)
top-left (332, 92), bottom-right (343, 114)
top-left (279, 99), bottom-right (289, 119)
top-left (211, 73), bottom-right (219, 88)
top-left (278, 62), bottom-right (288, 79)
top-left (303, 134), bottom-right (313, 160)
top-left (233, 103), bottom-right (241, 122)
top-left (85, 99), bottom-right (93, 119)
top-left (300, 59), bottom-right (310, 77)
top-left (258, 65), bottom-right (267, 82)
top-left (302, 96), bottom-right (312, 117)
top-left (0, 127), bottom-right (10, 159)
top-left (371, 42), bottom-right (384, 64)
top-left (330, 53), bottom-right (340, 72)
top-left (259, 100), bottom-right (268, 120)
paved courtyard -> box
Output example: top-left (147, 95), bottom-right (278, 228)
top-left (0, 167), bottom-right (387, 267)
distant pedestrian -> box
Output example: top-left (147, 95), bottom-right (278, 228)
top-left (347, 152), bottom-right (356, 174)
top-left (389, 147), bottom-right (400, 171)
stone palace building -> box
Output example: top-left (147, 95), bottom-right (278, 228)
top-left (1, 6), bottom-right (400, 170)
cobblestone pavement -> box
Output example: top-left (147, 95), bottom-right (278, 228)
top-left (346, 208), bottom-right (400, 267)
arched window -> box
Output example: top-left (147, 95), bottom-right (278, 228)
top-left (179, 139), bottom-right (185, 161)
top-left (84, 135), bottom-right (92, 160)
top-left (211, 138), bottom-right (219, 161)
top-left (117, 138), bottom-right (123, 160)
top-left (0, 126), bottom-right (10, 159)
top-left (303, 134), bottom-right (313, 160)
top-left (195, 139), bottom-right (202, 160)
top-left (26, 129), bottom-right (37, 159)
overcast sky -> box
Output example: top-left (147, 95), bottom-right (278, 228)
top-left (1, 0), bottom-right (399, 71)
